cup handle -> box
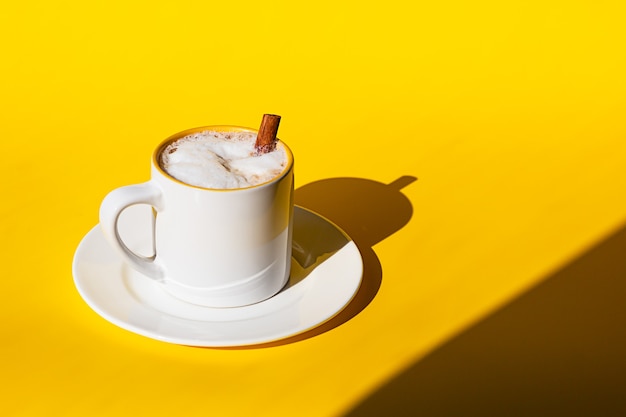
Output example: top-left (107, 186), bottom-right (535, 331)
top-left (99, 181), bottom-right (165, 281)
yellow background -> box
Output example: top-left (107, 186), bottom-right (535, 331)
top-left (2, 1), bottom-right (626, 416)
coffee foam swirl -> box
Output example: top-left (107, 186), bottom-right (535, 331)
top-left (160, 130), bottom-right (288, 189)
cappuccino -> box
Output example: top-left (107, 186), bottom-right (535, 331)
top-left (159, 130), bottom-right (288, 189)
top-left (100, 124), bottom-right (294, 307)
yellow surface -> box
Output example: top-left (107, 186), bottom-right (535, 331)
top-left (2, 1), bottom-right (626, 416)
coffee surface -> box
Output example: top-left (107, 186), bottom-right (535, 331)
top-left (160, 131), bottom-right (288, 189)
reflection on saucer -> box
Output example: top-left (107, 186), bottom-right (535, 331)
top-left (290, 207), bottom-right (352, 287)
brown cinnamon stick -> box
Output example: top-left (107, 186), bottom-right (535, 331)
top-left (255, 114), bottom-right (281, 154)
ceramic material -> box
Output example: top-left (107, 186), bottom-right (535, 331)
top-left (73, 205), bottom-right (363, 347)
top-left (99, 125), bottom-right (294, 308)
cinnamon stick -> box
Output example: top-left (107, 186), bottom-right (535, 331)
top-left (255, 114), bottom-right (281, 154)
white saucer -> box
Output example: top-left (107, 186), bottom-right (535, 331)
top-left (72, 205), bottom-right (363, 347)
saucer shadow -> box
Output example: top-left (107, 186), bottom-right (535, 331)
top-left (241, 176), bottom-right (416, 348)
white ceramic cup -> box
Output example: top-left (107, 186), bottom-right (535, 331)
top-left (99, 126), bottom-right (294, 307)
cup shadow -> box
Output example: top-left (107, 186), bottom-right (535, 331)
top-left (342, 222), bottom-right (626, 416)
top-left (236, 176), bottom-right (416, 348)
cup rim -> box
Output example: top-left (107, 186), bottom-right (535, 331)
top-left (152, 125), bottom-right (294, 192)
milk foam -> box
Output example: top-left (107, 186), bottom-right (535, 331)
top-left (160, 130), bottom-right (288, 189)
